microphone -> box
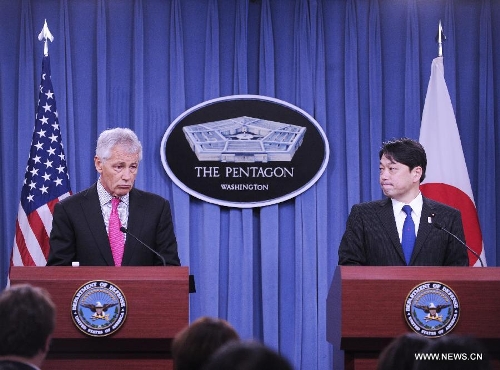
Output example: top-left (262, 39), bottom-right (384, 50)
top-left (120, 226), bottom-right (166, 266)
top-left (432, 222), bottom-right (484, 267)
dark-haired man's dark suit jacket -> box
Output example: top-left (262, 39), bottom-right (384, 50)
top-left (338, 197), bottom-right (469, 266)
top-left (0, 360), bottom-right (37, 370)
top-left (47, 183), bottom-right (180, 266)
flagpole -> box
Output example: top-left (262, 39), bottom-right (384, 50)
top-left (37, 19), bottom-right (54, 56)
top-left (436, 20), bottom-right (446, 57)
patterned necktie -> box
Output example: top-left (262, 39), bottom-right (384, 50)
top-left (401, 205), bottom-right (416, 265)
top-left (109, 197), bottom-right (124, 266)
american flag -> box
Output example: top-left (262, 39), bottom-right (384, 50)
top-left (11, 55), bottom-right (72, 266)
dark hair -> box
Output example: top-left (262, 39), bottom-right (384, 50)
top-left (379, 138), bottom-right (427, 182)
top-left (0, 284), bottom-right (56, 358)
top-left (413, 335), bottom-right (491, 370)
top-left (203, 341), bottom-right (293, 370)
top-left (377, 333), bottom-right (431, 370)
top-left (172, 316), bottom-right (240, 370)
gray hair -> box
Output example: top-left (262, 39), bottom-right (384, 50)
top-left (95, 128), bottom-right (143, 162)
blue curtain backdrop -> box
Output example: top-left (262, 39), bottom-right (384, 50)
top-left (1, 0), bottom-right (499, 369)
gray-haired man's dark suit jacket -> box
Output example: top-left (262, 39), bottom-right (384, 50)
top-left (47, 183), bottom-right (180, 266)
top-left (338, 197), bottom-right (469, 266)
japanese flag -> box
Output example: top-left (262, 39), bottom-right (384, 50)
top-left (419, 57), bottom-right (485, 266)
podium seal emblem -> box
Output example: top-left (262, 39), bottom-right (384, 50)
top-left (404, 281), bottom-right (459, 338)
top-left (71, 280), bottom-right (127, 337)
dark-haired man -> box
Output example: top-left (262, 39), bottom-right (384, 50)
top-left (0, 284), bottom-right (56, 370)
top-left (338, 138), bottom-right (468, 266)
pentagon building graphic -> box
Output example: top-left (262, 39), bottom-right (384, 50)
top-left (182, 116), bottom-right (306, 162)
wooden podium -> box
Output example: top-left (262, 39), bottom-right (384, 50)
top-left (326, 266), bottom-right (500, 370)
top-left (9, 266), bottom-right (189, 370)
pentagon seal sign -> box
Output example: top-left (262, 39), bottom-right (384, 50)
top-left (404, 281), bottom-right (460, 338)
top-left (71, 280), bottom-right (127, 337)
top-left (161, 95), bottom-right (329, 208)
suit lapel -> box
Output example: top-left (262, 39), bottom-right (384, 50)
top-left (81, 183), bottom-right (115, 266)
top-left (377, 198), bottom-right (406, 264)
top-left (409, 197), bottom-right (436, 265)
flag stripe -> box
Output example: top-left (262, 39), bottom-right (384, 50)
top-left (27, 210), bottom-right (50, 264)
top-left (28, 208), bottom-right (48, 255)
top-left (14, 219), bottom-right (35, 266)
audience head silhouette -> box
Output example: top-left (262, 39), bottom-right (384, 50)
top-left (202, 341), bottom-right (293, 370)
top-left (172, 316), bottom-right (240, 370)
top-left (377, 332), bottom-right (431, 370)
top-left (0, 284), bottom-right (56, 369)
